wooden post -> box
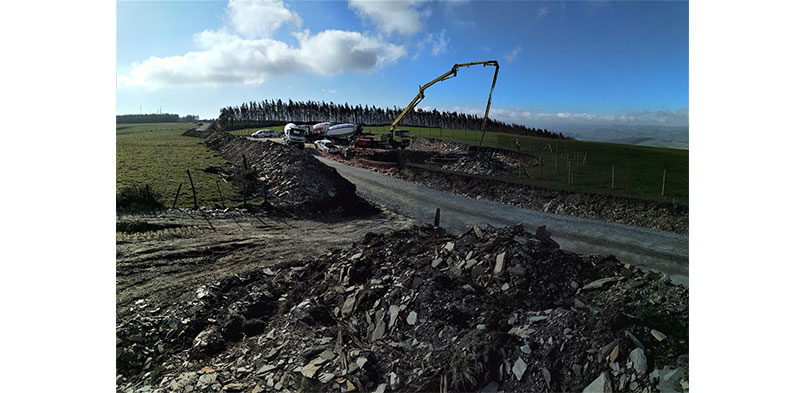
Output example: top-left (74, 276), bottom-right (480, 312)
top-left (611, 165), bottom-right (615, 190)
top-left (554, 154), bottom-right (558, 174)
top-left (172, 183), bottom-right (183, 209)
top-left (186, 169), bottom-right (198, 209)
top-left (242, 154), bottom-right (249, 171)
top-left (433, 208), bottom-right (440, 228)
top-left (216, 181), bottom-right (227, 208)
top-left (661, 170), bottom-right (667, 196)
top-left (567, 161), bottom-right (571, 184)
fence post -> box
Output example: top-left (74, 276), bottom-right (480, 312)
top-left (217, 181), bottom-right (227, 208)
top-left (172, 183), bottom-right (183, 209)
top-left (567, 161), bottom-right (571, 184)
top-left (661, 169), bottom-right (666, 196)
top-left (186, 169), bottom-right (198, 209)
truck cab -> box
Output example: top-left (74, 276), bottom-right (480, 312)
top-left (284, 123), bottom-right (306, 149)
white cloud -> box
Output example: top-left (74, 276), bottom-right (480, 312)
top-left (348, 0), bottom-right (425, 36)
top-left (426, 29), bottom-right (449, 56)
top-left (226, 0), bottom-right (301, 38)
top-left (118, 30), bottom-right (405, 88)
top-left (118, 1), bottom-right (406, 89)
top-left (505, 46), bottom-right (522, 63)
top-left (443, 106), bottom-right (689, 129)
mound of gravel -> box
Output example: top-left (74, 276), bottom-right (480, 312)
top-left (117, 224), bottom-right (688, 393)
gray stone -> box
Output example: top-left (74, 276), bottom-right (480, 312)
top-left (431, 258), bottom-right (443, 268)
top-left (629, 382), bottom-right (638, 391)
top-left (629, 348), bottom-right (647, 376)
top-left (223, 383), bottom-right (247, 392)
top-left (406, 311), bottom-right (417, 325)
top-left (519, 344), bottom-right (531, 354)
top-left (582, 277), bottom-right (619, 290)
top-left (444, 242), bottom-right (455, 252)
top-left (356, 357), bottom-right (368, 369)
top-left (572, 364), bottom-right (583, 378)
top-left (494, 252), bottom-right (506, 274)
top-left (388, 305), bottom-right (400, 328)
top-left (373, 383), bottom-right (387, 393)
top-left (512, 357), bottom-right (528, 381)
top-left (582, 373), bottom-right (612, 393)
top-left (650, 329), bottom-right (667, 342)
top-left (389, 372), bottom-right (400, 390)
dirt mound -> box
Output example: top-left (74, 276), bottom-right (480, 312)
top-left (190, 130), bottom-right (370, 215)
top-left (117, 224), bottom-right (687, 393)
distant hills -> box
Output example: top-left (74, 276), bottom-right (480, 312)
top-left (563, 125), bottom-right (689, 149)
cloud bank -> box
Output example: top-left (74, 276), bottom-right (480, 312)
top-left (118, 0), bottom-right (405, 88)
top-left (440, 106), bottom-right (689, 129)
top-left (348, 0), bottom-right (425, 36)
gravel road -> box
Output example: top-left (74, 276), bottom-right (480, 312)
top-left (317, 156), bottom-right (689, 285)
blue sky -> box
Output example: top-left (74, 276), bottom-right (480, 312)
top-left (116, 1), bottom-right (688, 131)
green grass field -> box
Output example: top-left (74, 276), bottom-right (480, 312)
top-left (117, 123), bottom-right (241, 208)
top-left (363, 125), bottom-right (688, 204)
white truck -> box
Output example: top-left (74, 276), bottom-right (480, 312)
top-left (283, 123), bottom-right (306, 149)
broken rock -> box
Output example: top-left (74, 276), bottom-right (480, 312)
top-left (512, 357), bottom-right (528, 381)
top-left (582, 372), bottom-right (612, 393)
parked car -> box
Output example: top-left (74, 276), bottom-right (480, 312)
top-left (251, 129), bottom-right (280, 138)
top-left (314, 139), bottom-right (340, 154)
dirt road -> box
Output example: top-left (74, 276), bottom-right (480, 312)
top-left (316, 156), bottom-right (689, 285)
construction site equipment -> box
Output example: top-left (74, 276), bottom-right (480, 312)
top-left (283, 123), bottom-right (306, 149)
top-left (389, 60), bottom-right (500, 149)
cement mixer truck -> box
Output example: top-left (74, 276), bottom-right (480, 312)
top-left (284, 123), bottom-right (306, 149)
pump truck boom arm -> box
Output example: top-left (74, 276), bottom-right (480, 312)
top-left (389, 60), bottom-right (499, 146)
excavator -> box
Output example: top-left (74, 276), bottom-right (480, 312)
top-left (354, 60), bottom-right (500, 149)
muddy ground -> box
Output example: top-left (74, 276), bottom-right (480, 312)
top-left (117, 208), bottom-right (415, 319)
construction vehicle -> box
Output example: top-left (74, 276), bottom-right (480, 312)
top-left (381, 60), bottom-right (500, 149)
top-left (283, 123), bottom-right (306, 149)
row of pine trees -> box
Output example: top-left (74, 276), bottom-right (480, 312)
top-left (218, 99), bottom-right (568, 139)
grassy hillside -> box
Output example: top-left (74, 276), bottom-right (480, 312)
top-left (116, 123), bottom-right (241, 208)
top-left (363, 125), bottom-right (688, 204)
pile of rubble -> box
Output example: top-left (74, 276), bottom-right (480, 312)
top-left (117, 224), bottom-right (688, 393)
top-left (409, 138), bottom-right (467, 153)
top-left (187, 130), bottom-right (368, 215)
top-left (438, 150), bottom-right (518, 177)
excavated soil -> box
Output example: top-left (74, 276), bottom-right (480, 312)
top-left (117, 224), bottom-right (688, 393)
top-left (183, 129), bottom-right (370, 216)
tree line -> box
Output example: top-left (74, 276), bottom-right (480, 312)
top-left (117, 113), bottom-right (200, 124)
top-left (218, 99), bottom-right (569, 139)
